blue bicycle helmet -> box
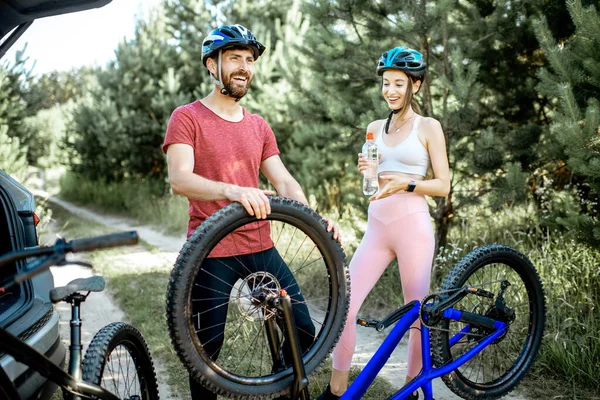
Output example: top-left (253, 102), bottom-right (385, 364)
top-left (376, 46), bottom-right (426, 80)
top-left (202, 24), bottom-right (266, 66)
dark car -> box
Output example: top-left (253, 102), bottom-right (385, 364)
top-left (0, 1), bottom-right (112, 398)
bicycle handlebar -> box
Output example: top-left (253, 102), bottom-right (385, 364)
top-left (0, 231), bottom-right (139, 293)
top-left (67, 231), bottom-right (138, 253)
top-left (0, 231), bottom-right (139, 269)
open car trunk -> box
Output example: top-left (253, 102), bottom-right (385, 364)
top-left (0, 0), bottom-right (112, 58)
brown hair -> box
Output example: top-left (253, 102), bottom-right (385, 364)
top-left (384, 76), bottom-right (422, 133)
top-left (398, 77), bottom-right (422, 119)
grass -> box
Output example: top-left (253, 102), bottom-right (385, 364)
top-left (43, 202), bottom-right (191, 399)
top-left (59, 172), bottom-right (189, 235)
top-left (431, 204), bottom-right (600, 399)
top-left (44, 199), bottom-right (397, 399)
top-left (54, 175), bottom-right (600, 398)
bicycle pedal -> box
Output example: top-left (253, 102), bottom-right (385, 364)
top-left (468, 287), bottom-right (494, 299)
top-left (356, 318), bottom-right (379, 328)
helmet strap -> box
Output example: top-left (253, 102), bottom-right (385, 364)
top-left (211, 50), bottom-right (241, 102)
top-left (384, 109), bottom-right (403, 134)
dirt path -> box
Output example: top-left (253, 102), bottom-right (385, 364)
top-left (44, 195), bottom-right (528, 400)
top-left (40, 196), bottom-right (178, 400)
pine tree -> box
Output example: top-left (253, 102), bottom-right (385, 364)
top-left (69, 6), bottom-right (191, 184)
top-left (0, 53), bottom-right (35, 165)
top-left (285, 0), bottom-right (579, 251)
top-left (291, 0), bottom-right (490, 249)
top-left (0, 125), bottom-right (28, 181)
top-left (164, 0), bottom-right (315, 192)
top-left (534, 0), bottom-right (600, 247)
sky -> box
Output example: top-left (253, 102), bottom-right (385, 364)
top-left (3, 0), bottom-right (162, 75)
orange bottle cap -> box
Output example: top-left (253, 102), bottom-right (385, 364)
top-left (366, 132), bottom-right (374, 140)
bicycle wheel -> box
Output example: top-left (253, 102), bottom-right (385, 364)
top-left (431, 245), bottom-right (546, 399)
top-left (82, 322), bottom-right (159, 400)
top-left (166, 196), bottom-right (349, 399)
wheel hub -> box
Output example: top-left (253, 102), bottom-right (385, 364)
top-left (233, 272), bottom-right (281, 321)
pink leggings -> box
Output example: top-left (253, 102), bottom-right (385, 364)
top-left (332, 193), bottom-right (435, 378)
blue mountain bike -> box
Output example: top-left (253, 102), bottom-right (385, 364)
top-left (166, 197), bottom-right (545, 399)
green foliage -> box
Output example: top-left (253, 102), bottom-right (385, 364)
top-left (23, 68), bottom-right (96, 113)
top-left (429, 203), bottom-right (600, 395)
top-left (68, 7), bottom-right (193, 183)
top-left (59, 172), bottom-right (188, 235)
top-left (290, 0), bottom-right (553, 247)
top-left (0, 125), bottom-right (28, 181)
top-left (0, 55), bottom-right (36, 166)
top-left (534, 0), bottom-right (600, 247)
top-left (23, 102), bottom-right (75, 169)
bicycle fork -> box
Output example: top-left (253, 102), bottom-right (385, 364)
top-left (265, 290), bottom-right (310, 400)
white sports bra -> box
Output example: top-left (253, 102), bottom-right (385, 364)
top-left (376, 115), bottom-right (430, 177)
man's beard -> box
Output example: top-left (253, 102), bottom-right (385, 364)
top-left (223, 70), bottom-right (252, 99)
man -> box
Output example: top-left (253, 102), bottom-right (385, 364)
top-left (162, 24), bottom-right (340, 399)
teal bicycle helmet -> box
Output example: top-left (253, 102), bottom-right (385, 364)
top-left (376, 46), bottom-right (426, 80)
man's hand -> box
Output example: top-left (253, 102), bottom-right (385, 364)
top-left (225, 186), bottom-right (275, 219)
top-left (323, 218), bottom-right (342, 242)
top-left (369, 175), bottom-right (410, 201)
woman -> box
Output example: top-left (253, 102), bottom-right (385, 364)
top-left (317, 46), bottom-right (450, 400)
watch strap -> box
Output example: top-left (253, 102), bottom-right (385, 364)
top-left (407, 180), bottom-right (416, 192)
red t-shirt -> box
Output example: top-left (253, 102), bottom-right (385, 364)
top-left (162, 101), bottom-right (280, 257)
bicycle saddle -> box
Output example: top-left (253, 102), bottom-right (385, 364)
top-left (50, 276), bottom-right (105, 303)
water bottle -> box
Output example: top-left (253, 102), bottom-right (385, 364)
top-left (362, 132), bottom-right (379, 196)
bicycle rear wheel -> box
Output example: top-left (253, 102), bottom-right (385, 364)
top-left (431, 245), bottom-right (546, 399)
top-left (166, 197), bottom-right (349, 399)
top-left (82, 322), bottom-right (159, 400)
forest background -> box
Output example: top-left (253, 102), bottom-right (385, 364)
top-left (1, 0), bottom-right (599, 397)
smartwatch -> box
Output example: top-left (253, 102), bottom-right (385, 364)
top-left (407, 180), bottom-right (417, 192)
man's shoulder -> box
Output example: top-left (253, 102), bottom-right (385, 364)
top-left (243, 109), bottom-right (267, 123)
top-left (242, 109), bottom-right (272, 134)
top-left (174, 100), bottom-right (202, 116)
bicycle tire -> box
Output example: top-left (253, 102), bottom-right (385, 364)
top-left (431, 244), bottom-right (546, 399)
top-left (166, 196), bottom-right (349, 399)
top-left (82, 322), bottom-right (159, 400)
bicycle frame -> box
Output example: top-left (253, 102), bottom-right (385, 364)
top-left (0, 322), bottom-right (120, 400)
top-left (341, 302), bottom-right (507, 400)
top-left (0, 232), bottom-right (138, 400)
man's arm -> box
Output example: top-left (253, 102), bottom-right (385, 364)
top-left (261, 155), bottom-right (341, 241)
top-left (167, 143), bottom-right (274, 218)
top-left (260, 155), bottom-right (308, 205)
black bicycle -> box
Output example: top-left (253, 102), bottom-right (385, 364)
top-left (0, 231), bottom-right (160, 400)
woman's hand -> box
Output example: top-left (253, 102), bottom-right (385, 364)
top-left (369, 175), bottom-right (410, 201)
top-left (357, 152), bottom-right (381, 174)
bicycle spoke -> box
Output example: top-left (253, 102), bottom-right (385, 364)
top-left (289, 300), bottom-right (325, 327)
top-left (243, 323), bottom-right (266, 375)
top-left (275, 227), bottom-right (299, 278)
